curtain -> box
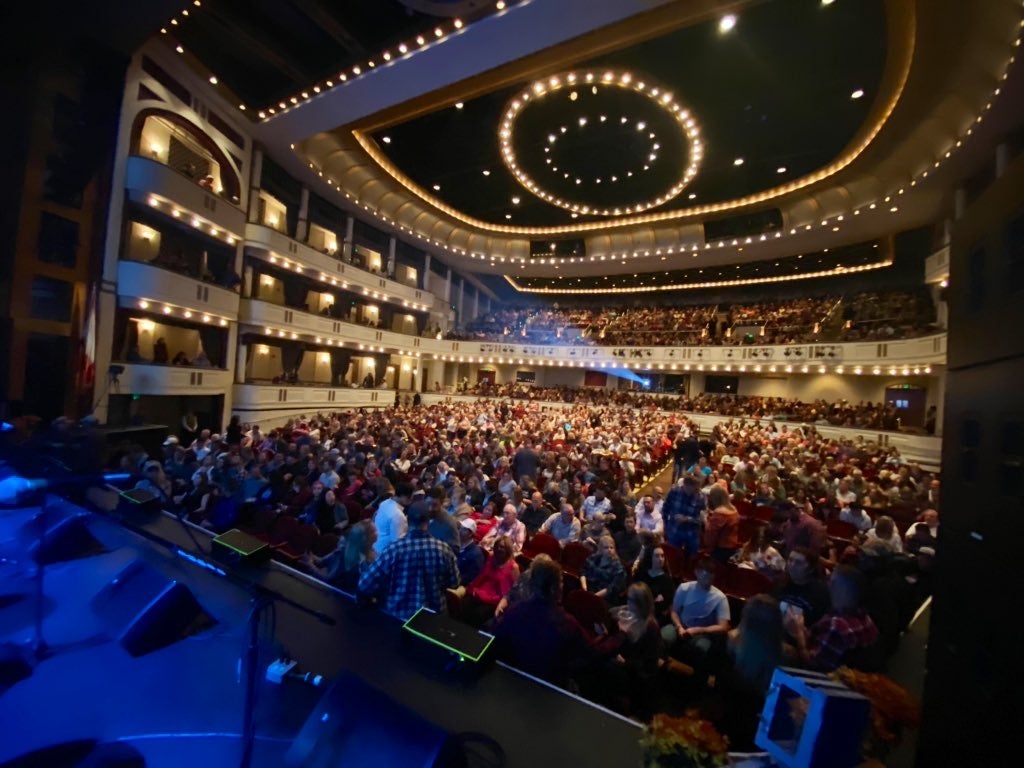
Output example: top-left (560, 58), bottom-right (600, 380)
top-left (283, 280), bottom-right (308, 311)
top-left (373, 352), bottom-right (390, 385)
top-left (330, 348), bottom-right (352, 386)
top-left (197, 326), bottom-right (225, 367)
top-left (281, 341), bottom-right (304, 375)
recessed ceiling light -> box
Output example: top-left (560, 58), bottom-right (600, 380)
top-left (777, 166), bottom-right (787, 173)
top-left (455, 102), bottom-right (464, 109)
top-left (382, 136), bottom-right (391, 143)
top-left (496, 1), bottom-right (506, 9)
top-left (433, 184), bottom-right (441, 191)
top-left (688, 193), bottom-right (697, 199)
top-left (505, 214), bottom-right (511, 219)
top-left (511, 196), bottom-right (520, 205)
top-left (719, 14), bottom-right (737, 33)
top-left (208, 76), bottom-right (218, 85)
top-left (482, 170), bottom-right (490, 176)
top-left (569, 91), bottom-right (578, 101)
top-left (821, 0), bottom-right (835, 6)
top-left (733, 157), bottom-right (744, 166)
top-left (851, 89), bottom-right (865, 99)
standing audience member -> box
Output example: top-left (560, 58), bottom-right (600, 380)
top-left (703, 486), bottom-right (740, 564)
top-left (372, 482), bottom-right (412, 554)
top-left (358, 501), bottom-right (459, 620)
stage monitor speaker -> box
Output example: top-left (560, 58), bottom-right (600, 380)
top-left (90, 559), bottom-right (215, 658)
top-left (26, 514), bottom-right (106, 565)
top-left (0, 738), bottom-right (145, 768)
top-left (286, 672), bottom-right (467, 768)
top-left (117, 488), bottom-right (161, 517)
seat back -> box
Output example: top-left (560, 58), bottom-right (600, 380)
top-left (563, 589), bottom-right (611, 635)
top-left (523, 531), bottom-right (562, 562)
top-left (717, 563), bottom-right (773, 600)
top-left (826, 518), bottom-right (860, 541)
top-left (268, 515), bottom-right (298, 546)
top-left (561, 542), bottom-right (592, 576)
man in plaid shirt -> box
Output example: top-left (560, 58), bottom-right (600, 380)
top-left (785, 564), bottom-right (879, 671)
top-left (359, 500), bottom-right (460, 621)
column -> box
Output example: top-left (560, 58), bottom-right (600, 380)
top-left (445, 267), bottom-right (453, 303)
top-left (222, 322), bottom-right (239, 424)
top-left (472, 289), bottom-right (480, 320)
top-left (235, 333), bottom-right (248, 384)
top-left (342, 215), bottom-right (355, 261)
top-left (996, 142), bottom-right (1010, 179)
top-left (422, 252), bottom-right (431, 290)
top-left (247, 148), bottom-right (263, 224)
top-left (296, 186), bottom-right (310, 242)
top-left (387, 237), bottom-right (397, 278)
top-left (953, 188), bottom-right (967, 220)
top-left (243, 264), bottom-right (254, 299)
top-left (457, 278), bottom-right (465, 323)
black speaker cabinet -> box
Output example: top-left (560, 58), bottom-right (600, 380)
top-left (24, 513), bottom-right (106, 565)
top-left (89, 559), bottom-right (215, 657)
top-left (286, 672), bottom-right (467, 768)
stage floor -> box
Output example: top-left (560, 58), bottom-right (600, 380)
top-left (0, 498), bottom-right (643, 767)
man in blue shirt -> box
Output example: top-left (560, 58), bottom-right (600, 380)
top-left (663, 476), bottom-right (705, 555)
top-left (359, 500), bottom-right (459, 621)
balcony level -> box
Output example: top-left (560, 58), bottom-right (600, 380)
top-left (126, 155), bottom-right (246, 238)
top-left (107, 362), bottom-right (233, 397)
top-left (118, 260), bottom-right (240, 320)
top-left (231, 384), bottom-right (392, 428)
top-left (244, 223), bottom-right (446, 314)
top-left (238, 295), bottom-right (947, 372)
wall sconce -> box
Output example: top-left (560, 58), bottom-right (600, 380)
top-left (261, 276), bottom-right (273, 286)
top-left (257, 345), bottom-right (269, 355)
top-left (267, 216), bottom-right (279, 227)
top-left (139, 320), bottom-right (156, 333)
top-left (320, 353), bottom-right (331, 362)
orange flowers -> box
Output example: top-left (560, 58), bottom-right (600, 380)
top-left (831, 667), bottom-right (920, 752)
top-left (640, 711), bottom-right (730, 768)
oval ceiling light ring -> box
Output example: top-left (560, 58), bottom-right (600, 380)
top-left (498, 68), bottom-right (703, 216)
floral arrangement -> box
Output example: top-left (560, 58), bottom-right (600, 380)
top-left (831, 667), bottom-right (920, 756)
top-left (640, 711), bottom-right (730, 768)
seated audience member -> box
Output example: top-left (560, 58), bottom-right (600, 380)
top-left (863, 515), bottom-right (904, 554)
top-left (905, 509), bottom-right (939, 556)
top-left (662, 556), bottom-right (731, 680)
top-left (135, 460), bottom-right (173, 505)
top-left (463, 535), bottom-right (520, 625)
top-left (703, 485), bottom-right (741, 564)
top-left (481, 503), bottom-right (527, 554)
top-left (539, 501), bottom-right (583, 547)
top-left (713, 594), bottom-right (795, 751)
top-left (773, 547), bottom-right (832, 631)
top-left (470, 499), bottom-right (499, 542)
top-left (784, 564), bottom-right (880, 672)
top-left (520, 491), bottom-right (555, 534)
top-left (493, 557), bottom-right (602, 687)
top-left (581, 484), bottom-right (615, 541)
top-left (306, 519), bottom-right (377, 591)
top-left (634, 544), bottom-right (676, 626)
top-left (456, 518), bottom-right (486, 587)
top-left (613, 513), bottom-right (643, 570)
top-left (732, 526), bottom-right (786, 579)
top-left (581, 534), bottom-right (628, 603)
top-left (635, 495), bottom-right (664, 536)
top-left (597, 582), bottom-right (665, 717)
top-left (358, 501), bottom-right (460, 620)
top-left (839, 500), bottom-right (874, 533)
top-left (780, 500), bottom-right (828, 556)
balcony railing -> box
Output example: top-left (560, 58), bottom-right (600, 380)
top-left (108, 363), bottom-right (232, 396)
top-left (239, 296), bottom-right (947, 369)
top-left (118, 261), bottom-right (241, 319)
top-left (244, 224), bottom-right (446, 314)
top-left (232, 384), bottom-right (392, 426)
top-left (126, 155), bottom-right (246, 237)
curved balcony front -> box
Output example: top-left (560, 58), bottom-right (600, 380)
top-left (109, 363), bottom-right (232, 396)
top-left (125, 155), bottom-right (246, 237)
top-left (118, 260), bottom-right (240, 320)
top-left (244, 224), bottom-right (445, 314)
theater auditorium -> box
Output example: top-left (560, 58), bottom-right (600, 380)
top-left (1, 0), bottom-right (1021, 765)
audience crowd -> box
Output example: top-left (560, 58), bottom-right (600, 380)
top-left (455, 290), bottom-right (937, 347)
top-left (101, 386), bottom-right (939, 745)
